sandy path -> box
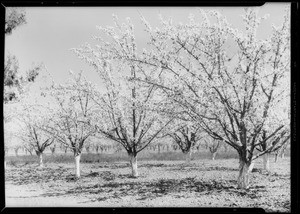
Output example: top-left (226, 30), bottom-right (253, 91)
top-left (5, 182), bottom-right (91, 207)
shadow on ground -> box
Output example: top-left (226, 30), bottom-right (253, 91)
top-left (39, 175), bottom-right (268, 202)
top-left (5, 166), bottom-right (72, 185)
top-left (167, 165), bottom-right (239, 172)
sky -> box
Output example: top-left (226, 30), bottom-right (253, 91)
top-left (5, 3), bottom-right (290, 85)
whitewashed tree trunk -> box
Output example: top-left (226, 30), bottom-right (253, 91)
top-left (75, 154), bottom-right (81, 178)
top-left (185, 150), bottom-right (192, 163)
top-left (4, 160), bottom-right (6, 170)
top-left (248, 162), bottom-right (254, 172)
top-left (38, 153), bottom-right (44, 167)
top-left (50, 147), bottom-right (55, 155)
top-left (263, 153), bottom-right (270, 171)
top-left (274, 153), bottom-right (279, 162)
top-left (237, 160), bottom-right (252, 189)
top-left (280, 152), bottom-right (285, 159)
top-left (129, 153), bottom-right (138, 177)
top-left (211, 152), bottom-right (217, 160)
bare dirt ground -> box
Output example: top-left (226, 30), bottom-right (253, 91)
top-left (5, 158), bottom-right (290, 212)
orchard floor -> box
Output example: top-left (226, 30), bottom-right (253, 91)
top-left (5, 158), bottom-right (290, 212)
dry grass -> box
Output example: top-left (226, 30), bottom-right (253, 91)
top-left (5, 156), bottom-right (290, 212)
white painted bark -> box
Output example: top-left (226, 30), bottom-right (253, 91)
top-left (75, 154), bottom-right (81, 178)
top-left (14, 149), bottom-right (19, 156)
top-left (274, 153), bottom-right (279, 163)
top-left (263, 153), bottom-right (270, 171)
top-left (280, 152), bottom-right (285, 159)
top-left (38, 153), bottom-right (44, 167)
top-left (248, 162), bottom-right (254, 172)
top-left (185, 150), bottom-right (192, 163)
top-left (129, 153), bottom-right (138, 177)
top-left (211, 152), bottom-right (217, 160)
top-left (237, 161), bottom-right (251, 189)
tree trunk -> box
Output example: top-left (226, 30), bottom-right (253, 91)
top-left (75, 154), bottom-right (81, 178)
top-left (185, 149), bottom-right (192, 163)
top-left (14, 148), bottom-right (19, 156)
top-left (224, 145), bottom-right (228, 153)
top-left (249, 162), bottom-right (254, 172)
top-left (51, 147), bottom-right (55, 155)
top-left (237, 159), bottom-right (252, 189)
top-left (4, 160), bottom-right (6, 170)
top-left (274, 153), bottom-right (279, 163)
top-left (38, 153), bottom-right (44, 167)
top-left (129, 153), bottom-right (138, 177)
top-left (211, 152), bottom-right (217, 160)
top-left (263, 153), bottom-right (270, 171)
top-left (280, 152), bottom-right (285, 159)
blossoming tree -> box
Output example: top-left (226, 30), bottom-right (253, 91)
top-left (16, 103), bottom-right (54, 167)
top-left (203, 138), bottom-right (222, 160)
top-left (72, 16), bottom-right (173, 177)
top-left (44, 72), bottom-right (97, 178)
top-left (121, 8), bottom-right (290, 188)
top-left (161, 116), bottom-right (203, 162)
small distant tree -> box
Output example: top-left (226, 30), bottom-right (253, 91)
top-left (89, 137), bottom-right (105, 154)
top-left (84, 141), bottom-right (92, 154)
top-left (3, 112), bottom-right (24, 158)
top-left (15, 93), bottom-right (55, 167)
top-left (155, 142), bottom-right (162, 153)
top-left (166, 124), bottom-right (202, 163)
top-left (17, 125), bottom-right (54, 167)
top-left (4, 145), bottom-right (9, 155)
top-left (204, 138), bottom-right (222, 160)
top-left (274, 139), bottom-right (289, 162)
top-left (14, 145), bottom-right (21, 156)
top-left (49, 144), bottom-right (56, 155)
top-left (256, 128), bottom-right (290, 171)
top-left (94, 144), bottom-right (100, 153)
top-left (223, 143), bottom-right (228, 153)
top-left (63, 146), bottom-right (69, 154)
top-left (172, 144), bottom-right (179, 151)
top-left (113, 142), bottom-right (124, 153)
